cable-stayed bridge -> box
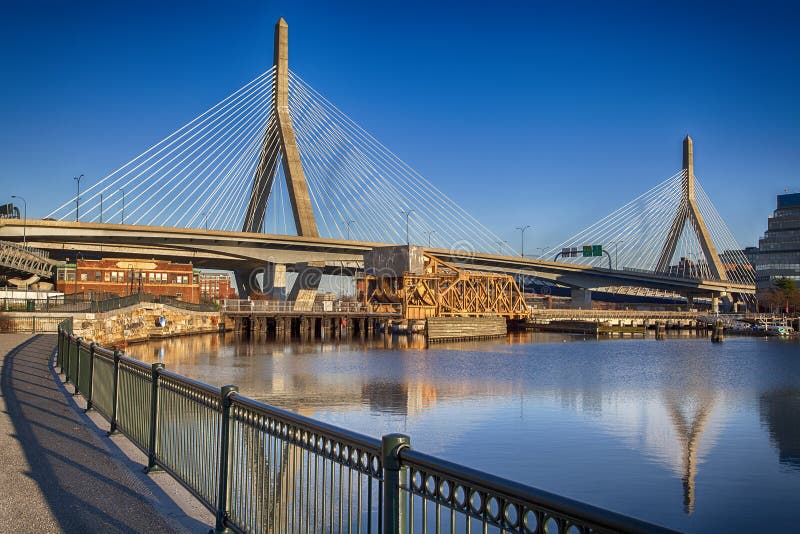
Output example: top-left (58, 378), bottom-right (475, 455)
top-left (0, 18), bottom-right (754, 309)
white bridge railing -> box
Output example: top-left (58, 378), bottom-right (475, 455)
top-left (221, 299), bottom-right (401, 315)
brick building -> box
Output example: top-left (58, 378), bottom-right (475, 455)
top-left (56, 258), bottom-right (200, 303)
top-left (198, 272), bottom-right (237, 303)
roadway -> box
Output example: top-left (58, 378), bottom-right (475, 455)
top-left (0, 219), bottom-right (754, 297)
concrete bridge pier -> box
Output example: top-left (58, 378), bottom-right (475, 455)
top-left (261, 262), bottom-right (287, 299)
top-left (570, 289), bottom-right (592, 310)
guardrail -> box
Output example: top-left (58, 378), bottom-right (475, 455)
top-left (0, 315), bottom-right (68, 333)
top-left (2, 293), bottom-right (217, 314)
top-left (55, 321), bottom-right (676, 533)
top-left (222, 299), bottom-right (402, 315)
top-left (0, 239), bottom-right (51, 260)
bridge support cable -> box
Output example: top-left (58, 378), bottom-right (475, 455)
top-left (135, 98), bottom-right (275, 227)
top-left (46, 69), bottom-right (277, 227)
top-left (118, 81), bottom-right (275, 228)
top-left (287, 71), bottom-right (515, 253)
top-left (544, 158), bottom-right (754, 288)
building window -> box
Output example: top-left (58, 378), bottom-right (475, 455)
top-left (80, 273), bottom-right (88, 281)
top-left (95, 271), bottom-right (101, 281)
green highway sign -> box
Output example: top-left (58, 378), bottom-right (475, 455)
top-left (582, 244), bottom-right (604, 257)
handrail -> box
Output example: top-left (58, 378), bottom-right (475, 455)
top-left (54, 323), bottom-right (677, 534)
top-left (231, 392), bottom-right (382, 460)
top-left (400, 448), bottom-right (675, 534)
top-left (221, 298), bottom-right (403, 315)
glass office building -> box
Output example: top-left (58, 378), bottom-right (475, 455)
top-left (756, 193), bottom-right (800, 290)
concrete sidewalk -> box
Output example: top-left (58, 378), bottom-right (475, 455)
top-left (0, 334), bottom-right (209, 533)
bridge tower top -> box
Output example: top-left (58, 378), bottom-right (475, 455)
top-left (274, 17), bottom-right (289, 110)
top-left (241, 17), bottom-right (319, 236)
top-left (683, 135), bottom-right (694, 200)
top-left (656, 135), bottom-right (727, 279)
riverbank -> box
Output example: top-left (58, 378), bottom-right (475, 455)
top-left (0, 334), bottom-right (212, 531)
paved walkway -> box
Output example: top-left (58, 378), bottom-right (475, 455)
top-left (0, 334), bottom-right (206, 532)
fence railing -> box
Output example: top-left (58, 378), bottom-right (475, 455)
top-left (0, 315), bottom-right (68, 333)
top-left (2, 293), bottom-right (217, 314)
top-left (55, 321), bottom-right (675, 534)
top-left (222, 299), bottom-right (402, 315)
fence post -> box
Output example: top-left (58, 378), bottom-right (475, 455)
top-left (85, 342), bottom-right (96, 412)
top-left (214, 384), bottom-right (239, 533)
top-left (145, 362), bottom-right (165, 473)
top-left (382, 433), bottom-right (411, 534)
top-left (73, 337), bottom-right (83, 396)
top-left (108, 350), bottom-right (121, 436)
top-left (56, 329), bottom-right (63, 370)
top-left (64, 335), bottom-right (72, 381)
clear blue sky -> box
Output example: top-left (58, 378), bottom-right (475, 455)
top-left (1, 0), bottom-right (797, 250)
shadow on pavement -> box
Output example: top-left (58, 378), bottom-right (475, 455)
top-left (1, 334), bottom-right (207, 533)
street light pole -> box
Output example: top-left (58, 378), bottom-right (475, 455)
top-left (204, 213), bottom-right (209, 230)
top-left (401, 210), bottom-right (415, 245)
top-left (345, 219), bottom-right (355, 241)
top-left (515, 225), bottom-right (531, 257)
top-left (100, 193), bottom-right (103, 223)
top-left (74, 174), bottom-right (84, 222)
top-left (536, 246), bottom-right (549, 258)
top-left (10, 195), bottom-right (26, 245)
top-left (73, 252), bottom-right (83, 301)
top-left (425, 230), bottom-right (436, 247)
top-left (119, 188), bottom-right (125, 224)
top-left (613, 240), bottom-right (623, 270)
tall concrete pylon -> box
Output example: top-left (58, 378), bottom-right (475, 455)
top-left (242, 18), bottom-right (319, 237)
top-left (655, 136), bottom-right (727, 280)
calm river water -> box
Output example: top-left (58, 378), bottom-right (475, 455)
top-left (127, 332), bottom-right (800, 532)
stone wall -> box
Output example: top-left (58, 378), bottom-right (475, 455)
top-left (70, 303), bottom-right (223, 347)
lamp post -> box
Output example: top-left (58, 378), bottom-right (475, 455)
top-left (100, 193), bottom-right (103, 223)
top-left (401, 209), bottom-right (415, 245)
top-left (515, 225), bottom-right (531, 257)
top-left (344, 219), bottom-right (355, 241)
top-left (425, 230), bottom-right (436, 247)
top-left (613, 240), bottom-right (623, 270)
top-left (74, 174), bottom-right (84, 222)
top-left (10, 195), bottom-right (26, 245)
top-left (119, 188), bottom-right (125, 224)
top-left (536, 246), bottom-right (549, 258)
top-left (204, 213), bottom-right (209, 230)
top-left (74, 252), bottom-right (83, 301)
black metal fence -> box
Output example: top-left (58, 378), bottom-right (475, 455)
top-left (0, 315), bottom-right (68, 333)
top-left (56, 322), bottom-right (676, 534)
top-left (2, 293), bottom-right (217, 314)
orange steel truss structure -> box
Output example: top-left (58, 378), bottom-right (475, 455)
top-left (369, 253), bottom-right (528, 320)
